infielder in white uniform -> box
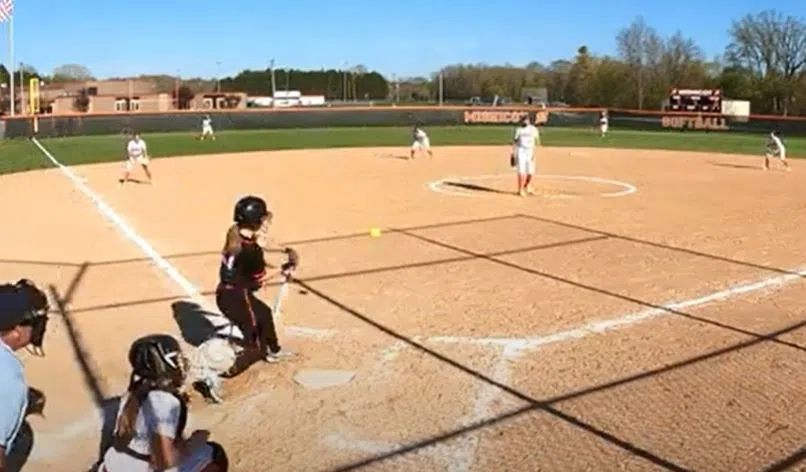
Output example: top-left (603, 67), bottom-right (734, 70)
top-left (120, 132), bottom-right (154, 185)
top-left (599, 111), bottom-right (609, 138)
top-left (199, 115), bottom-right (215, 140)
top-left (764, 130), bottom-right (791, 171)
top-left (410, 124), bottom-right (433, 160)
top-left (512, 115), bottom-right (540, 196)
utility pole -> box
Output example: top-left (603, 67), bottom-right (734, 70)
top-left (269, 59), bottom-right (276, 99)
top-left (18, 62), bottom-right (23, 113)
top-left (438, 70), bottom-right (444, 106)
top-left (342, 61), bottom-right (348, 101)
top-left (174, 69), bottom-right (180, 109)
top-left (216, 61), bottom-right (222, 93)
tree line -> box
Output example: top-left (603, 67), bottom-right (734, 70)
top-left (218, 66), bottom-right (390, 100)
top-left (4, 9), bottom-right (806, 115)
top-left (417, 10), bottom-right (806, 115)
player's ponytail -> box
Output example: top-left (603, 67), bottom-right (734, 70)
top-left (222, 224), bottom-right (242, 255)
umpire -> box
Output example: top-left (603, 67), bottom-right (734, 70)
top-left (0, 279), bottom-right (49, 471)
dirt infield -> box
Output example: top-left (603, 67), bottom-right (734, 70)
top-left (4, 144), bottom-right (806, 472)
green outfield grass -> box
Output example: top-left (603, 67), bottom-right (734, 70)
top-left (1, 126), bottom-right (803, 176)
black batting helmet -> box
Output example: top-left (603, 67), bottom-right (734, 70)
top-left (128, 334), bottom-right (186, 384)
top-left (233, 195), bottom-right (270, 227)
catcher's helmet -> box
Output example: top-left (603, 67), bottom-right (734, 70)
top-left (128, 334), bottom-right (185, 382)
top-left (233, 195), bottom-right (270, 227)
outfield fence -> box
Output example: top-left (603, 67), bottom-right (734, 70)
top-left (1, 106), bottom-right (803, 139)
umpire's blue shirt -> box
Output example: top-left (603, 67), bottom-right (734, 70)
top-left (0, 338), bottom-right (27, 455)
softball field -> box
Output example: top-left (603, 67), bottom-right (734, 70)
top-left (3, 133), bottom-right (806, 471)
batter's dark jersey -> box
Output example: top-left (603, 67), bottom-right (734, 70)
top-left (218, 233), bottom-right (267, 291)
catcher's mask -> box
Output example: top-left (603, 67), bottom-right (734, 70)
top-left (0, 279), bottom-right (50, 356)
top-left (128, 334), bottom-right (188, 389)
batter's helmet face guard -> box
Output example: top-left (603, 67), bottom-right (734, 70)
top-left (234, 196), bottom-right (271, 229)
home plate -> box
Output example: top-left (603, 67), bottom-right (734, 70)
top-left (293, 369), bottom-right (356, 390)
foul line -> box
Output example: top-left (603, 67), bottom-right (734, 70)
top-left (427, 173), bottom-right (638, 199)
top-left (426, 263), bottom-right (806, 350)
top-left (30, 138), bottom-right (335, 340)
top-left (328, 263), bottom-right (806, 471)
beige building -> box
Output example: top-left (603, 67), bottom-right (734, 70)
top-left (38, 79), bottom-right (247, 114)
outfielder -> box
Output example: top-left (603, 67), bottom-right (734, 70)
top-left (119, 132), bottom-right (154, 185)
top-left (764, 130), bottom-right (791, 171)
top-left (511, 114), bottom-right (540, 196)
top-left (410, 124), bottom-right (433, 160)
top-left (199, 115), bottom-right (215, 141)
top-left (599, 111), bottom-right (609, 138)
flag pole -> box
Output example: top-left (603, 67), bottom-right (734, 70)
top-left (8, 9), bottom-right (14, 116)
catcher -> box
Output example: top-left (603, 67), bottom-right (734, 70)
top-left (215, 195), bottom-right (297, 378)
top-left (99, 334), bottom-right (229, 472)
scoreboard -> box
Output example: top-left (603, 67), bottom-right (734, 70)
top-left (668, 88), bottom-right (722, 113)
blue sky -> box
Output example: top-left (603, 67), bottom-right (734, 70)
top-left (8, 0), bottom-right (806, 80)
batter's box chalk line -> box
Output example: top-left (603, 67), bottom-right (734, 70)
top-left (428, 173), bottom-right (638, 199)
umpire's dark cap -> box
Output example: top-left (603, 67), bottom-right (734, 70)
top-left (0, 291), bottom-right (33, 331)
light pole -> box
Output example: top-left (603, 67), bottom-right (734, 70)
top-left (438, 70), bottom-right (444, 106)
top-left (174, 69), bottom-right (180, 109)
top-left (216, 61), bottom-right (222, 93)
top-left (269, 59), bottom-right (276, 98)
top-left (18, 62), bottom-right (23, 113)
top-left (342, 61), bottom-right (348, 101)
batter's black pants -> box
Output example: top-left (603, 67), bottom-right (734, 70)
top-left (215, 286), bottom-right (281, 376)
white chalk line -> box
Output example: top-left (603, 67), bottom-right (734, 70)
top-left (427, 173), bottom-right (638, 199)
top-left (426, 263), bottom-right (806, 350)
top-left (446, 345), bottom-right (524, 472)
top-left (33, 140), bottom-right (806, 467)
top-left (29, 138), bottom-right (336, 453)
top-left (326, 263), bottom-right (806, 468)
top-left (32, 138), bottom-right (334, 340)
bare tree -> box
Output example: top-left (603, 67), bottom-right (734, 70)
top-left (660, 32), bottom-right (706, 88)
top-left (52, 64), bottom-right (94, 82)
top-left (726, 9), bottom-right (806, 114)
top-left (616, 17), bottom-right (661, 109)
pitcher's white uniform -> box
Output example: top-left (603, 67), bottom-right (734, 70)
top-left (513, 123), bottom-right (539, 175)
top-left (125, 137), bottom-right (149, 171)
top-left (202, 116), bottom-right (214, 137)
top-left (412, 127), bottom-right (430, 151)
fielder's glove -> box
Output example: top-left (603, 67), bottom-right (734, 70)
top-left (509, 153), bottom-right (516, 168)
